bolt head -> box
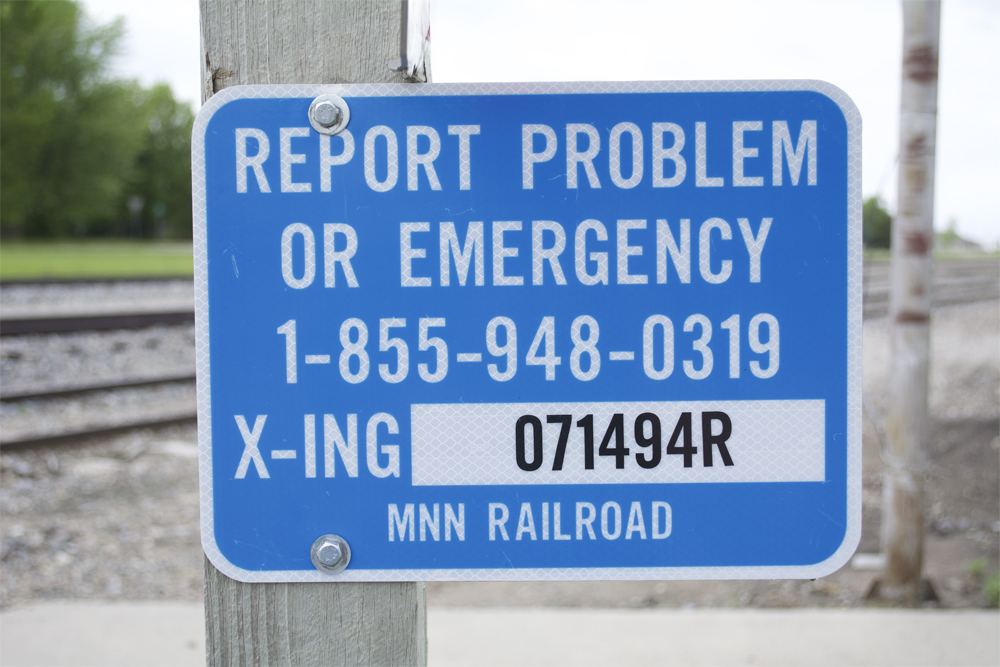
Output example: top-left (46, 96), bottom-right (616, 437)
top-left (313, 101), bottom-right (340, 127)
top-left (317, 541), bottom-right (342, 566)
top-left (310, 533), bottom-right (351, 574)
top-left (308, 94), bottom-right (350, 136)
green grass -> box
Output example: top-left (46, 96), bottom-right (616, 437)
top-left (986, 570), bottom-right (1000, 608)
top-left (0, 240), bottom-right (193, 280)
top-left (968, 558), bottom-right (999, 608)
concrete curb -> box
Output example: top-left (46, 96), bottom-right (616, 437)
top-left (1, 602), bottom-right (998, 666)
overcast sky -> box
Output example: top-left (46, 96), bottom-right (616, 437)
top-left (81, 0), bottom-right (998, 247)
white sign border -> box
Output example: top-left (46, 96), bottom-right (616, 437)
top-left (193, 79), bottom-right (863, 583)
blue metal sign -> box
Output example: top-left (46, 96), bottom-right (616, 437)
top-left (194, 81), bottom-right (862, 582)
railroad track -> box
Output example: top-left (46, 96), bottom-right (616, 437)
top-left (0, 374), bottom-right (197, 449)
top-left (0, 373), bottom-right (196, 403)
top-left (0, 414), bottom-right (198, 450)
top-left (0, 260), bottom-right (994, 448)
top-left (863, 259), bottom-right (998, 317)
top-left (0, 277), bottom-right (198, 448)
top-left (0, 276), bottom-right (194, 336)
top-left (0, 311), bottom-right (194, 336)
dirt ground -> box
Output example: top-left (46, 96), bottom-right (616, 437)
top-left (1, 300), bottom-right (997, 610)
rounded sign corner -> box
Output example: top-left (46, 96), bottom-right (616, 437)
top-left (803, 79), bottom-right (863, 136)
top-left (803, 520), bottom-right (863, 580)
top-left (200, 530), bottom-right (251, 582)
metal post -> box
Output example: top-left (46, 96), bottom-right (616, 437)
top-left (880, 0), bottom-right (940, 601)
top-left (200, 2), bottom-right (429, 663)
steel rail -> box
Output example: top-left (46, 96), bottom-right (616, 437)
top-left (0, 373), bottom-right (196, 403)
top-left (0, 414), bottom-right (198, 450)
top-left (0, 311), bottom-right (194, 336)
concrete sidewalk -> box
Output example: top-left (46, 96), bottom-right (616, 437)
top-left (1, 602), bottom-right (997, 666)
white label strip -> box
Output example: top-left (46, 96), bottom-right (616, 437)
top-left (412, 400), bottom-right (825, 486)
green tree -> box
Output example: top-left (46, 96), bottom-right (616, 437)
top-left (1, 1), bottom-right (194, 239)
top-left (114, 84), bottom-right (195, 239)
top-left (863, 196), bottom-right (892, 249)
top-left (1, 1), bottom-right (144, 236)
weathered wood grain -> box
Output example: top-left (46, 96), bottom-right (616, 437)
top-left (205, 563), bottom-right (427, 666)
top-left (201, 0), bottom-right (426, 100)
top-left (200, 2), bottom-right (428, 664)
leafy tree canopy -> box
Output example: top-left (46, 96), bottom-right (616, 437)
top-left (1, 1), bottom-right (193, 238)
top-left (115, 83), bottom-right (196, 239)
top-left (863, 196), bottom-right (892, 249)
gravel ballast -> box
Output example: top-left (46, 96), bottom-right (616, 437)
top-left (0, 324), bottom-right (196, 396)
top-left (0, 280), bottom-right (194, 319)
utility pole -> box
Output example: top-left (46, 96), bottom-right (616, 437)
top-left (199, 2), bottom-right (429, 663)
top-left (880, 0), bottom-right (940, 602)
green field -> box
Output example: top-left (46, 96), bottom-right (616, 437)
top-left (0, 241), bottom-right (194, 280)
top-left (1, 240), bottom-right (993, 281)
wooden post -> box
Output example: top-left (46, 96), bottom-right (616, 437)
top-left (880, 0), bottom-right (940, 601)
top-left (200, 2), bottom-right (428, 664)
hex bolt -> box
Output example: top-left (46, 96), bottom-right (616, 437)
top-left (308, 94), bottom-right (350, 136)
top-left (310, 534), bottom-right (351, 574)
top-left (317, 541), bottom-right (342, 566)
top-left (312, 101), bottom-right (340, 128)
